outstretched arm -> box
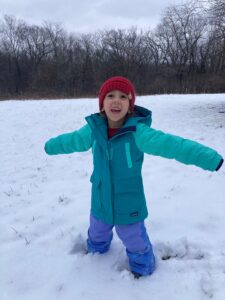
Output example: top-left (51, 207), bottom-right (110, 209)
top-left (134, 123), bottom-right (223, 172)
top-left (45, 124), bottom-right (92, 155)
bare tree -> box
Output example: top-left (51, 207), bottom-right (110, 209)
top-left (1, 3), bottom-right (225, 99)
top-left (0, 15), bottom-right (27, 94)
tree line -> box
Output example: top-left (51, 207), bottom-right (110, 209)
top-left (0, 0), bottom-right (225, 100)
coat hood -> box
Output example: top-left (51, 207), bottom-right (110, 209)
top-left (127, 105), bottom-right (152, 127)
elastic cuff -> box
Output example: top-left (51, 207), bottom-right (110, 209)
top-left (216, 158), bottom-right (224, 171)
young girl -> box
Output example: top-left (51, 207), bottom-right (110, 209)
top-left (45, 76), bottom-right (223, 278)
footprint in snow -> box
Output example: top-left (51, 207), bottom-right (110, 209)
top-left (155, 238), bottom-right (206, 261)
top-left (69, 234), bottom-right (87, 255)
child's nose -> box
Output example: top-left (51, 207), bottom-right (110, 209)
top-left (113, 97), bottom-right (121, 102)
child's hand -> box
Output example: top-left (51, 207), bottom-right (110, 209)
top-left (216, 158), bottom-right (224, 171)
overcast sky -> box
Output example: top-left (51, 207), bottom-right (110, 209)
top-left (1, 0), bottom-right (183, 33)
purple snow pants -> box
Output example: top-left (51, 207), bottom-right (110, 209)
top-left (87, 214), bottom-right (156, 276)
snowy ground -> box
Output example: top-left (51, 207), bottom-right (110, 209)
top-left (1, 94), bottom-right (225, 300)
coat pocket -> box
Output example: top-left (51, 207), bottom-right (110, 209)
top-left (114, 177), bottom-right (145, 215)
top-left (90, 174), bottom-right (102, 210)
top-left (125, 142), bottom-right (133, 168)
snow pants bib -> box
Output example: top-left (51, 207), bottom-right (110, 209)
top-left (87, 214), bottom-right (156, 276)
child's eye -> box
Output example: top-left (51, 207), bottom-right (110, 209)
top-left (121, 95), bottom-right (128, 99)
top-left (107, 94), bottom-right (113, 98)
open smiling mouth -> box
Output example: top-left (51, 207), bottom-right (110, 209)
top-left (110, 108), bottom-right (121, 113)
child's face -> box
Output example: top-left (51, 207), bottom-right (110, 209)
top-left (103, 90), bottom-right (130, 128)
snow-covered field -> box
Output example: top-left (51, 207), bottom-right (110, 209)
top-left (1, 94), bottom-right (225, 300)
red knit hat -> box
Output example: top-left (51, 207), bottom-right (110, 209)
top-left (98, 76), bottom-right (136, 112)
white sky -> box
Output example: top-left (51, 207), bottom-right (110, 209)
top-left (0, 0), bottom-right (183, 33)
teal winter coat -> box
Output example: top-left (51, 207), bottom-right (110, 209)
top-left (45, 105), bottom-right (223, 225)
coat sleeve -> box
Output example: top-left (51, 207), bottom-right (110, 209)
top-left (134, 123), bottom-right (223, 172)
top-left (44, 124), bottom-right (92, 155)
